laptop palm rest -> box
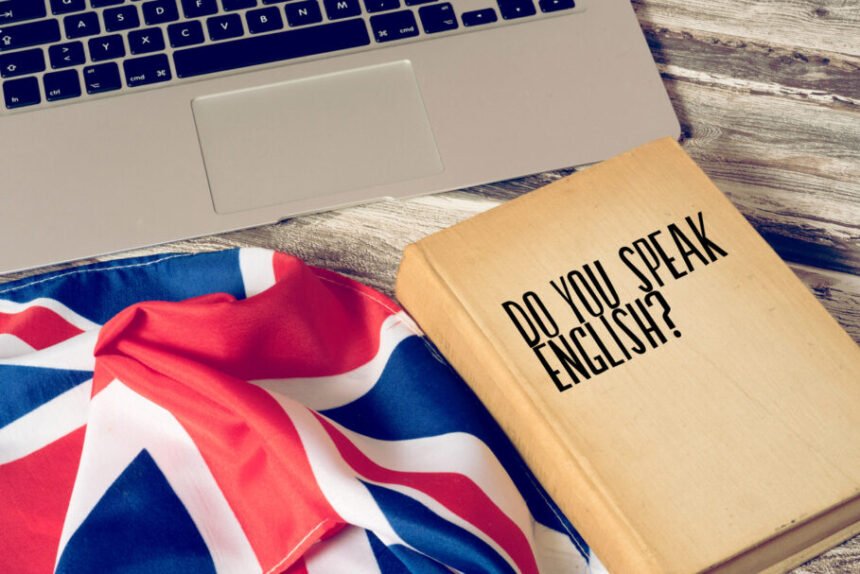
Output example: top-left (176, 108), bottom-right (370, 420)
top-left (192, 60), bottom-right (443, 215)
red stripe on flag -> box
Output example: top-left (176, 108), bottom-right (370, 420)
top-left (0, 307), bottom-right (83, 350)
top-left (315, 415), bottom-right (540, 574)
top-left (0, 427), bottom-right (85, 574)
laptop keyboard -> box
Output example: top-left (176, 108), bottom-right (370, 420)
top-left (0, 0), bottom-right (578, 111)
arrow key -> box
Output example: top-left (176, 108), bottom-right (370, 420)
top-left (0, 48), bottom-right (45, 78)
top-left (49, 41), bottom-right (85, 68)
top-left (83, 61), bottom-right (121, 94)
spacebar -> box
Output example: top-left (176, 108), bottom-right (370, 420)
top-left (173, 19), bottom-right (371, 78)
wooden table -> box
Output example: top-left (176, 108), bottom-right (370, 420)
top-left (2, 0), bottom-right (857, 570)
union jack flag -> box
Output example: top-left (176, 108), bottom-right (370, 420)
top-left (0, 248), bottom-right (604, 574)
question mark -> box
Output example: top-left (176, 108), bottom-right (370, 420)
top-left (644, 291), bottom-right (682, 338)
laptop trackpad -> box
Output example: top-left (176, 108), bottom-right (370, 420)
top-left (192, 61), bottom-right (443, 215)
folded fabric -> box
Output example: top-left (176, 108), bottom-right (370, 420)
top-left (0, 248), bottom-right (601, 574)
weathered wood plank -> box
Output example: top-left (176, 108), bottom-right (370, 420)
top-left (632, 0), bottom-right (860, 56)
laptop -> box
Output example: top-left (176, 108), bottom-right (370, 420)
top-left (0, 0), bottom-right (678, 273)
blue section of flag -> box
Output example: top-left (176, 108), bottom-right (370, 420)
top-left (366, 532), bottom-right (412, 574)
top-left (0, 365), bottom-right (91, 427)
top-left (0, 251), bottom-right (246, 324)
top-left (363, 481), bottom-right (517, 574)
top-left (56, 449), bottom-right (216, 574)
top-left (323, 337), bottom-right (588, 558)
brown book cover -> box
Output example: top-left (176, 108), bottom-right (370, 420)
top-left (395, 138), bottom-right (860, 573)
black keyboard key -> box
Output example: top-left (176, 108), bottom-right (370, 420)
top-left (497, 0), bottom-right (534, 19)
top-left (51, 0), bottom-right (87, 15)
top-left (284, 1), bottom-right (321, 26)
top-left (128, 26), bottom-right (163, 53)
top-left (49, 41), bottom-right (85, 67)
top-left (404, 0), bottom-right (435, 5)
top-left (181, 0), bottom-right (217, 17)
top-left (364, 0), bottom-right (398, 13)
top-left (260, 0), bottom-right (288, 3)
top-left (64, 12), bottom-right (100, 38)
top-left (83, 61), bottom-right (121, 93)
top-left (246, 6), bottom-right (281, 33)
top-left (418, 2), bottom-right (455, 33)
top-left (3, 75), bottom-right (39, 108)
top-left (88, 33), bottom-right (124, 60)
top-left (167, 19), bottom-right (203, 46)
top-left (44, 69), bottom-right (80, 100)
top-left (539, 0), bottom-right (571, 11)
top-left (461, 7), bottom-right (495, 25)
top-left (124, 53), bottom-right (170, 86)
top-left (173, 18), bottom-right (369, 77)
top-left (223, 0), bottom-right (255, 9)
top-left (142, 0), bottom-right (178, 24)
top-left (0, 1), bottom-right (48, 25)
top-left (322, 0), bottom-right (359, 20)
top-left (92, 0), bottom-right (125, 7)
top-left (207, 13), bottom-right (243, 39)
top-left (369, 10), bottom-right (417, 42)
top-left (0, 48), bottom-right (45, 78)
top-left (0, 19), bottom-right (61, 51)
top-left (104, 5), bottom-right (140, 31)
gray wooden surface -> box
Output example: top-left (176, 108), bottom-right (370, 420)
top-left (2, 0), bottom-right (858, 571)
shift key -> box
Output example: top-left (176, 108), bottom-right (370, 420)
top-left (370, 10), bottom-right (419, 43)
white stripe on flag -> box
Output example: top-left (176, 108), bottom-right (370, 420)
top-left (267, 394), bottom-right (408, 548)
top-left (0, 379), bottom-right (91, 464)
top-left (304, 526), bottom-right (382, 574)
top-left (239, 248), bottom-right (277, 297)
top-left (0, 330), bottom-right (98, 372)
top-left (253, 312), bottom-right (415, 411)
top-left (55, 381), bottom-right (261, 574)
top-left (0, 298), bottom-right (100, 332)
top-left (533, 522), bottom-right (589, 574)
top-left (324, 417), bottom-right (534, 546)
top-left (0, 334), bottom-right (35, 358)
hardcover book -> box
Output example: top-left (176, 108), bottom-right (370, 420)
top-left (395, 138), bottom-right (860, 573)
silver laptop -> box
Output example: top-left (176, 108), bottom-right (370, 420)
top-left (0, 0), bottom-right (678, 272)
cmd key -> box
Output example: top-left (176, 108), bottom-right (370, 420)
top-left (0, 20), bottom-right (61, 52)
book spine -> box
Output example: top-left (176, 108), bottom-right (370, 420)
top-left (396, 242), bottom-right (664, 574)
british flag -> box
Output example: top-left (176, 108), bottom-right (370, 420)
top-left (0, 248), bottom-right (603, 574)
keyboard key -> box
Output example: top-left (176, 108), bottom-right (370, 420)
top-left (207, 13), bottom-right (243, 39)
top-left (322, 0), bottom-right (359, 20)
top-left (363, 0), bottom-right (398, 13)
top-left (418, 2), bottom-right (455, 33)
top-left (369, 10), bottom-right (417, 42)
top-left (539, 0), bottom-right (572, 11)
top-left (3, 75), bottom-right (40, 108)
top-left (167, 19), bottom-right (203, 46)
top-left (245, 6), bottom-right (281, 33)
top-left (181, 0), bottom-right (217, 18)
top-left (0, 48), bottom-right (45, 78)
top-left (104, 5), bottom-right (140, 31)
top-left (142, 0), bottom-right (178, 24)
top-left (0, 20), bottom-right (61, 51)
top-left (404, 0), bottom-right (435, 5)
top-left (49, 41), bottom-right (85, 67)
top-left (124, 53), bottom-right (170, 86)
top-left (128, 27), bottom-right (163, 53)
top-left (83, 61), bottom-right (121, 93)
top-left (284, 1), bottom-right (321, 26)
top-left (92, 0), bottom-right (125, 7)
top-left (497, 0), bottom-right (534, 19)
top-left (0, 1), bottom-right (48, 25)
top-left (461, 7), bottom-right (495, 25)
top-left (51, 0), bottom-right (87, 15)
top-left (222, 0), bottom-right (256, 9)
top-left (64, 12), bottom-right (101, 38)
top-left (44, 69), bottom-right (81, 100)
top-left (173, 18), bottom-right (369, 77)
top-left (88, 33), bottom-right (124, 60)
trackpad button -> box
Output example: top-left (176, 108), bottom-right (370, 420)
top-left (192, 60), bottom-right (443, 214)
